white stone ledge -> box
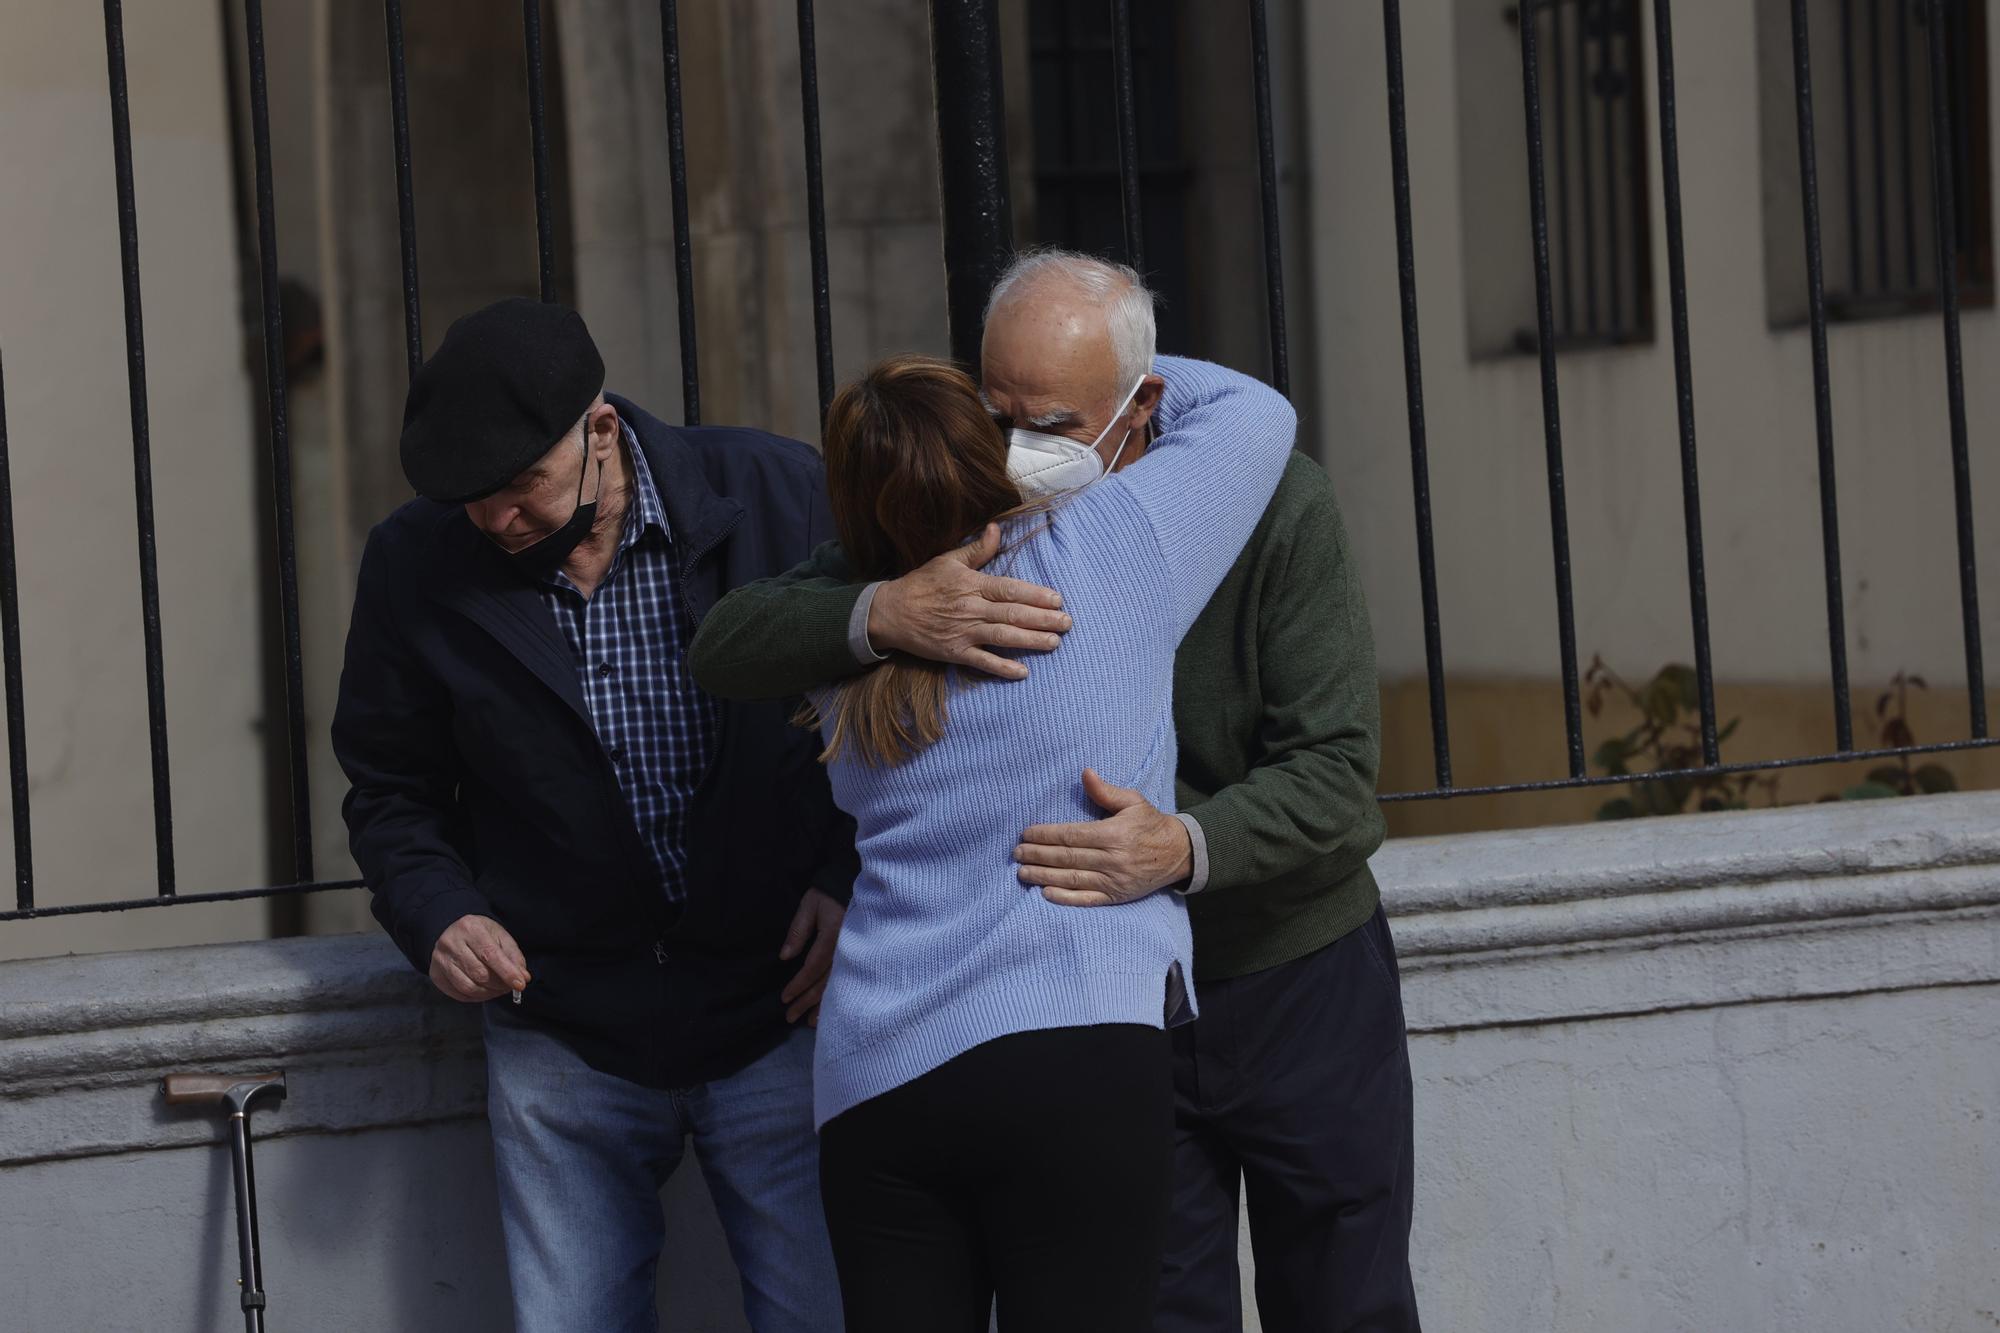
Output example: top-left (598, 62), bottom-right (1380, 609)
top-left (1, 934), bottom-right (482, 1166)
top-left (4, 791), bottom-right (1996, 1165)
top-left (1382, 789), bottom-right (2000, 910)
top-left (1377, 790), bottom-right (2000, 1032)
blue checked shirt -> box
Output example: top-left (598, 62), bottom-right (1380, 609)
top-left (539, 424), bottom-right (718, 904)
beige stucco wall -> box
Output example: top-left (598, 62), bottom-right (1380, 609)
top-left (1303, 1), bottom-right (2000, 701)
top-left (553, 0), bottom-right (952, 449)
top-left (0, 1), bottom-right (271, 959)
top-left (1380, 675), bottom-right (2000, 837)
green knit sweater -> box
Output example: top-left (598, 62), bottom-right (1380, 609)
top-left (687, 452), bottom-right (1384, 981)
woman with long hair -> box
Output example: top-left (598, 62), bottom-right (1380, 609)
top-left (807, 338), bottom-right (1294, 1331)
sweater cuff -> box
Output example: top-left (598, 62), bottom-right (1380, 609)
top-left (849, 582), bottom-right (889, 664)
top-left (1172, 812), bottom-right (1209, 896)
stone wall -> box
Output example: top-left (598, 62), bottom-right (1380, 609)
top-left (3, 793), bottom-right (1995, 1330)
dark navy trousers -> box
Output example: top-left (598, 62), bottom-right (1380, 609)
top-left (1157, 906), bottom-right (1421, 1332)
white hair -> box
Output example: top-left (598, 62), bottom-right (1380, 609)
top-left (984, 249), bottom-right (1158, 391)
top-left (563, 393), bottom-right (608, 448)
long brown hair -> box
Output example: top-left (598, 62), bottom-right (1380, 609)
top-left (811, 356), bottom-right (1036, 766)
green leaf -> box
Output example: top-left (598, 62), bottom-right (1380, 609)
top-left (1663, 663), bottom-right (1699, 710)
top-left (1867, 765), bottom-right (1908, 788)
top-left (1596, 798), bottom-right (1639, 821)
top-left (1913, 764), bottom-right (1958, 794)
top-left (1642, 676), bottom-right (1681, 728)
top-left (1593, 737), bottom-right (1633, 773)
top-left (1716, 717), bottom-right (1741, 745)
top-left (1840, 781), bottom-right (1900, 801)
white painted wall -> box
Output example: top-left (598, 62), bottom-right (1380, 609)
top-left (1407, 987), bottom-right (1996, 1331)
top-left (0, 2), bottom-right (271, 958)
top-left (1383, 790), bottom-right (2000, 1331)
top-left (1302, 2), bottom-right (2000, 691)
top-left (5, 794), bottom-right (1994, 1331)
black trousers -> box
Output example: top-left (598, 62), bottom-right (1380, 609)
top-left (818, 1024), bottom-right (1173, 1333)
top-left (1158, 906), bottom-right (1421, 1332)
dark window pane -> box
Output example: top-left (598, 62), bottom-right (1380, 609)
top-left (1023, 0), bottom-right (1192, 353)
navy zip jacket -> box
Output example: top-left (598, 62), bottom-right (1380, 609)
top-left (333, 394), bottom-right (857, 1088)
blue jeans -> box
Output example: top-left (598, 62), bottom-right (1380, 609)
top-left (483, 1008), bottom-right (842, 1333)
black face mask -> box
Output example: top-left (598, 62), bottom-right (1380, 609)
top-left (503, 440), bottom-right (601, 580)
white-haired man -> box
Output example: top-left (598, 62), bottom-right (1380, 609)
top-left (689, 251), bottom-right (1419, 1331)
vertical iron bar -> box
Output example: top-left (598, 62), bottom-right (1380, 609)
top-left (661, 0), bottom-right (702, 422)
top-left (1577, 0), bottom-right (1599, 335)
top-left (1923, 0), bottom-right (1986, 737)
top-left (1790, 0), bottom-right (1856, 751)
top-left (1841, 0), bottom-right (1863, 295)
top-left (522, 0), bottom-right (557, 303)
top-left (795, 0), bottom-right (836, 419)
top-left (1652, 0), bottom-right (1719, 764)
top-left (0, 356), bottom-right (31, 911)
top-left (1249, 0), bottom-right (1290, 395)
top-left (1899, 0), bottom-right (1917, 289)
top-left (1949, 1), bottom-right (1972, 249)
top-left (1055, 0), bottom-right (1081, 245)
top-left (928, 0), bottom-right (1015, 368)
top-left (244, 0), bottom-right (314, 881)
top-left (1551, 3), bottom-right (1575, 337)
top-left (102, 0), bottom-right (176, 896)
top-left (1599, 1), bottom-right (1621, 332)
top-left (1383, 0), bottom-right (1450, 788)
top-left (1870, 0), bottom-right (1890, 290)
top-left (1521, 4), bottom-right (1587, 778)
top-left (385, 0), bottom-right (423, 377)
top-left (1110, 0), bottom-right (1145, 274)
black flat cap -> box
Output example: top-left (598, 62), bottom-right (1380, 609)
top-left (399, 297), bottom-right (606, 502)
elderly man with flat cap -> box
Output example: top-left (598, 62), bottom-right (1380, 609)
top-left (332, 297), bottom-right (854, 1332)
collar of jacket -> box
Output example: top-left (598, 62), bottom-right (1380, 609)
top-left (605, 392), bottom-right (744, 567)
top-left (419, 392), bottom-right (744, 725)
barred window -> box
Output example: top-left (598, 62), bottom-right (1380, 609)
top-left (1758, 0), bottom-right (1994, 325)
top-left (1457, 0), bottom-right (1656, 357)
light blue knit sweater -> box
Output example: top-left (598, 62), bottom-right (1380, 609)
top-left (811, 355), bottom-right (1297, 1128)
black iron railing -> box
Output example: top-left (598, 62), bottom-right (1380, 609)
top-left (105, 0), bottom-right (178, 898)
top-left (1512, 0), bottom-right (1655, 351)
top-left (0, 0), bottom-right (1992, 925)
top-left (1379, 0), bottom-right (1989, 800)
top-left (1826, 0), bottom-right (1993, 315)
